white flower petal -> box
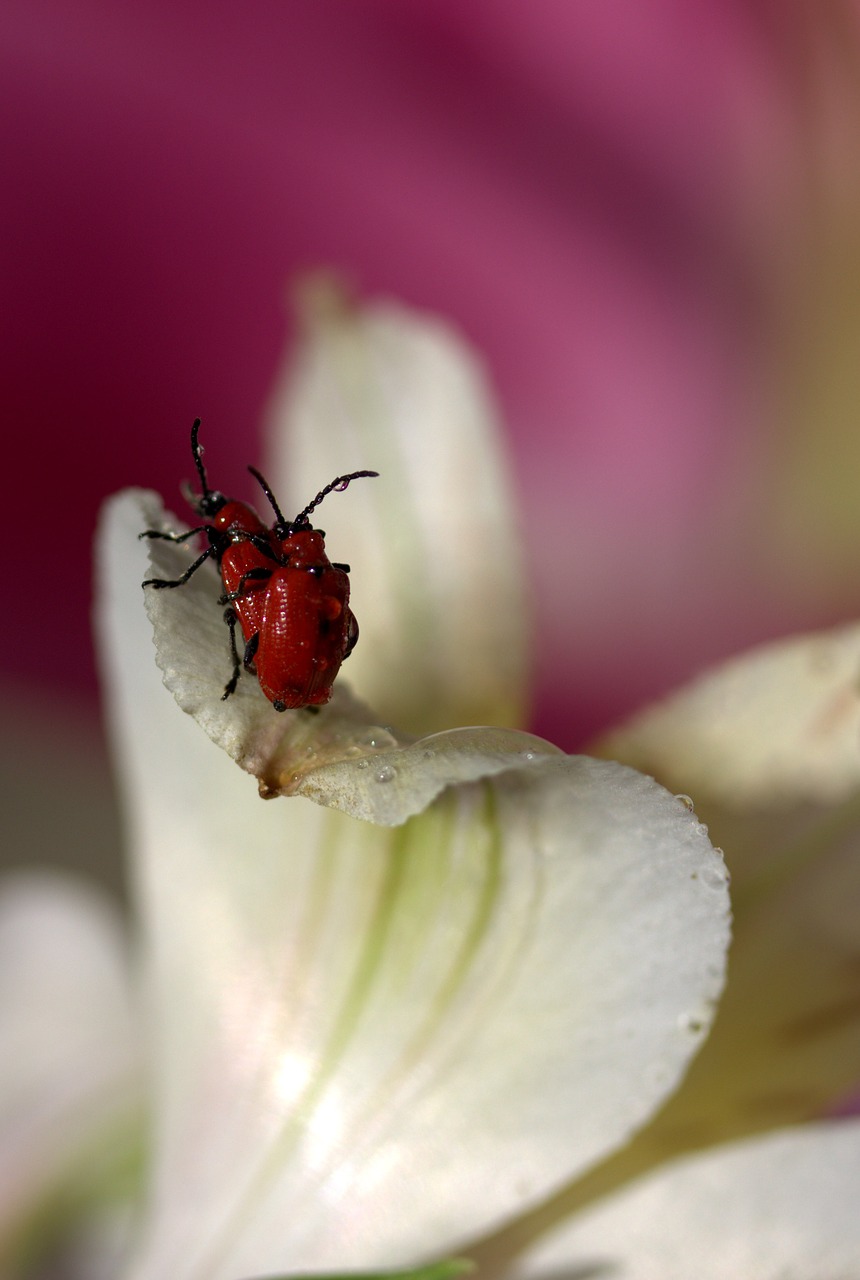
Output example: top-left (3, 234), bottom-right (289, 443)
top-left (135, 488), bottom-right (555, 822)
top-left (97, 496), bottom-right (730, 1280)
top-left (256, 1264), bottom-right (475, 1280)
top-left (263, 281), bottom-right (529, 735)
top-left (599, 622), bottom-right (860, 807)
top-left (0, 872), bottom-right (140, 1267)
top-left (597, 624), bottom-right (860, 1143)
top-left (509, 1120), bottom-right (860, 1280)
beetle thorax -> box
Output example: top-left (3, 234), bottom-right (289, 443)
top-left (280, 528), bottom-right (328, 567)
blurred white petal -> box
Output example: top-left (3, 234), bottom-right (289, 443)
top-left (263, 281), bottom-right (529, 736)
top-left (509, 1121), bottom-right (860, 1280)
top-left (252, 1264), bottom-right (475, 1280)
top-left (0, 873), bottom-right (140, 1272)
top-left (594, 625), bottom-right (860, 1145)
top-left (599, 623), bottom-right (860, 807)
top-left (96, 494), bottom-right (730, 1280)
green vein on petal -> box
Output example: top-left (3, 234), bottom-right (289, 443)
top-left (192, 795), bottom-right (512, 1271)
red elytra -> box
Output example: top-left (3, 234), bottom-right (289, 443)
top-left (245, 535), bottom-right (356, 709)
top-left (141, 419), bottom-right (377, 711)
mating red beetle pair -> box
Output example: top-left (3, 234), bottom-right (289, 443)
top-left (141, 419), bottom-right (377, 711)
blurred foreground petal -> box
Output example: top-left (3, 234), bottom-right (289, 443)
top-left (0, 873), bottom-right (141, 1275)
top-left (264, 282), bottom-right (529, 736)
top-left (97, 493), bottom-right (730, 1279)
top-left (508, 1121), bottom-right (860, 1280)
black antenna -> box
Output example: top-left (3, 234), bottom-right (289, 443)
top-left (292, 470), bottom-right (379, 527)
top-left (190, 418), bottom-right (210, 499)
top-left (248, 466), bottom-right (288, 526)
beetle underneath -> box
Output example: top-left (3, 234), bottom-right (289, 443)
top-left (141, 419), bottom-right (378, 711)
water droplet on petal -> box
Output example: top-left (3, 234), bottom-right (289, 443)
top-left (675, 794), bottom-right (695, 812)
top-left (375, 764), bottom-right (397, 784)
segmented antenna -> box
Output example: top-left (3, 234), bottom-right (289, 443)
top-left (248, 466), bottom-right (288, 526)
top-left (190, 418), bottom-right (210, 499)
top-left (292, 470), bottom-right (379, 527)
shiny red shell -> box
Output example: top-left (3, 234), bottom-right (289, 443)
top-left (217, 507), bottom-right (273, 642)
top-left (210, 498), bottom-right (268, 539)
top-left (221, 529), bottom-right (358, 709)
top-left (141, 419), bottom-right (375, 712)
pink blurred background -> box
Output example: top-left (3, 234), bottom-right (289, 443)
top-left (5, 0), bottom-right (860, 883)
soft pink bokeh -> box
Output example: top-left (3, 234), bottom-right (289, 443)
top-left (5, 0), bottom-right (860, 750)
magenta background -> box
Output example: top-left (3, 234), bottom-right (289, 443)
top-left (2, 0), bottom-right (855, 750)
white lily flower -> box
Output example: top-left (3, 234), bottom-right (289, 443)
top-left (93, 285), bottom-right (730, 1278)
top-left (4, 287), bottom-right (857, 1280)
top-left (99, 506), bottom-right (729, 1275)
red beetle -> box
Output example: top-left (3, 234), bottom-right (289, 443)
top-left (141, 419), bottom-right (377, 710)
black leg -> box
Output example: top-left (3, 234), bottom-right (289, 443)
top-left (222, 529), bottom-right (282, 564)
top-left (221, 607), bottom-right (242, 700)
top-left (142, 545), bottom-right (216, 589)
top-left (245, 532), bottom-right (282, 564)
top-left (243, 631), bottom-right (260, 672)
top-left (218, 567), bottom-right (272, 605)
top-left (139, 525), bottom-right (208, 544)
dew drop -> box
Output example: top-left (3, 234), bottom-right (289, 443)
top-left (375, 764), bottom-right (397, 784)
top-left (522, 750), bottom-right (536, 762)
top-left (675, 794), bottom-right (695, 812)
top-left (357, 759), bottom-right (369, 770)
